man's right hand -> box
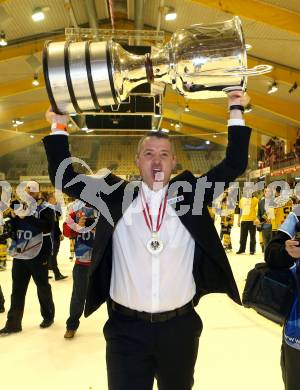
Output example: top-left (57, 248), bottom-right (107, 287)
top-left (285, 240), bottom-right (300, 258)
top-left (45, 106), bottom-right (68, 126)
top-left (254, 218), bottom-right (260, 226)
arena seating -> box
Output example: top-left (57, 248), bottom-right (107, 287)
top-left (1, 136), bottom-right (227, 180)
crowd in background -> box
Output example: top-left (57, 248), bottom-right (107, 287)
top-left (258, 131), bottom-right (300, 169)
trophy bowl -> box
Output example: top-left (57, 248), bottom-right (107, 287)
top-left (43, 16), bottom-right (272, 115)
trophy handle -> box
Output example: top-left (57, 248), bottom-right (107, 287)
top-left (223, 64), bottom-right (273, 76)
top-left (183, 64), bottom-right (272, 78)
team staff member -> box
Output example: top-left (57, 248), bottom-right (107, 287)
top-left (255, 187), bottom-right (273, 252)
top-left (63, 201), bottom-right (97, 339)
top-left (0, 182), bottom-right (55, 334)
top-left (236, 190), bottom-right (259, 255)
top-left (265, 207), bottom-right (300, 390)
top-left (46, 192), bottom-right (67, 281)
top-left (43, 91), bottom-right (251, 390)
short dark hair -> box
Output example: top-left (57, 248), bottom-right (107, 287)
top-left (137, 131), bottom-right (174, 155)
top-left (40, 191), bottom-right (49, 201)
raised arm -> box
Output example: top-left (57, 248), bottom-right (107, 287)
top-left (43, 108), bottom-right (125, 226)
top-left (201, 91), bottom-right (251, 205)
top-left (43, 108), bottom-right (86, 198)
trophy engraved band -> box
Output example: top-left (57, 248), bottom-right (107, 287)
top-left (43, 16), bottom-right (272, 115)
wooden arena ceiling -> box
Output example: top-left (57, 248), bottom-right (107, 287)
top-left (0, 0), bottom-right (300, 156)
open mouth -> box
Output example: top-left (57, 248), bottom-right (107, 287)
top-left (152, 168), bottom-right (164, 181)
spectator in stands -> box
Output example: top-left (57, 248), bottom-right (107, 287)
top-left (236, 188), bottom-right (259, 255)
top-left (294, 129), bottom-right (300, 158)
top-left (265, 137), bottom-right (275, 166)
top-left (63, 201), bottom-right (98, 339)
top-left (279, 140), bottom-right (285, 161)
top-left (0, 181), bottom-right (55, 335)
top-left (258, 145), bottom-right (265, 164)
top-left (44, 90), bottom-right (251, 390)
top-left (45, 192), bottom-right (67, 281)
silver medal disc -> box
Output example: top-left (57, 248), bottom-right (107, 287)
top-left (146, 238), bottom-right (164, 255)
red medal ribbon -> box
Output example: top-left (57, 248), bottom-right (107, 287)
top-left (141, 188), bottom-right (168, 233)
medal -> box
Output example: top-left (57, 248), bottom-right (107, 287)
top-left (141, 189), bottom-right (167, 256)
top-left (147, 233), bottom-right (164, 255)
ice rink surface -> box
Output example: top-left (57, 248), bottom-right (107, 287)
top-left (0, 217), bottom-right (284, 390)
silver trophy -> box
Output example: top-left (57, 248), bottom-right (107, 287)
top-left (43, 16), bottom-right (272, 115)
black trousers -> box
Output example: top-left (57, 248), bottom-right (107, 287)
top-left (66, 264), bottom-right (89, 330)
top-left (48, 238), bottom-right (61, 278)
top-left (0, 284), bottom-right (4, 307)
top-left (103, 308), bottom-right (202, 390)
top-left (261, 225), bottom-right (272, 251)
top-left (239, 221), bottom-right (256, 253)
top-left (5, 256), bottom-right (55, 330)
top-left (281, 340), bottom-right (300, 390)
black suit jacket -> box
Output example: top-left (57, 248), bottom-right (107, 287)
top-left (43, 125), bottom-right (251, 316)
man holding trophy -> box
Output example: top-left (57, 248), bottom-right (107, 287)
top-left (43, 87), bottom-right (250, 389)
top-left (41, 16), bottom-right (269, 390)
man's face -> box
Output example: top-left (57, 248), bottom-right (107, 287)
top-left (25, 186), bottom-right (39, 200)
top-left (48, 195), bottom-right (57, 205)
top-left (135, 136), bottom-right (176, 190)
top-left (243, 188), bottom-right (253, 198)
top-left (264, 188), bottom-right (272, 198)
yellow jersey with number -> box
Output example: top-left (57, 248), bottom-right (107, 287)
top-left (269, 199), bottom-right (293, 231)
top-left (275, 199), bottom-right (293, 228)
top-left (239, 197), bottom-right (259, 222)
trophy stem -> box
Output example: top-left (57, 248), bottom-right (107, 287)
top-left (145, 54), bottom-right (154, 83)
top-left (149, 48), bottom-right (171, 85)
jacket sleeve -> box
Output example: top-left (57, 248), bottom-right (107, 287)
top-left (257, 199), bottom-right (263, 221)
top-left (265, 230), bottom-right (295, 269)
top-left (43, 134), bottom-right (125, 219)
top-left (43, 134), bottom-right (96, 199)
top-left (200, 125), bottom-right (251, 205)
top-left (22, 207), bottom-right (54, 234)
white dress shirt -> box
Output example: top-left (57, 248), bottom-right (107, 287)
top-left (228, 118), bottom-right (245, 127)
top-left (110, 182), bottom-right (196, 313)
top-left (50, 118), bottom-right (244, 312)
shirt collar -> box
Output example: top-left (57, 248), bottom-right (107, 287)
top-left (141, 182), bottom-right (168, 203)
